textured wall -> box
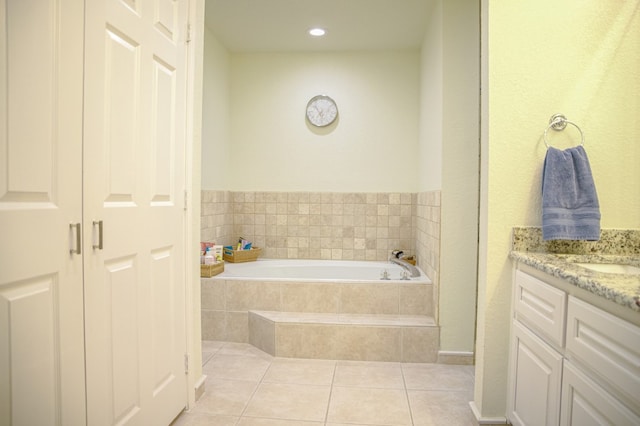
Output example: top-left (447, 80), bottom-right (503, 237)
top-left (475, 0), bottom-right (640, 420)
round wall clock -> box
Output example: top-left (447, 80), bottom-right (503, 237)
top-left (306, 95), bottom-right (338, 127)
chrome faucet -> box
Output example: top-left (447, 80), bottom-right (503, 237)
top-left (389, 257), bottom-right (420, 278)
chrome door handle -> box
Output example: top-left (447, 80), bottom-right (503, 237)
top-left (92, 220), bottom-right (103, 250)
top-left (69, 223), bottom-right (81, 255)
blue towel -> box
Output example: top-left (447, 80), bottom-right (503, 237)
top-left (542, 145), bottom-right (600, 241)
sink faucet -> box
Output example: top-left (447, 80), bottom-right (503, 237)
top-left (389, 257), bottom-right (420, 278)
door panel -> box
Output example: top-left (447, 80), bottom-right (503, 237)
top-left (83, 0), bottom-right (188, 424)
top-left (106, 257), bottom-right (142, 424)
top-left (0, 1), bottom-right (86, 425)
top-left (0, 277), bottom-right (57, 425)
top-left (103, 27), bottom-right (139, 203)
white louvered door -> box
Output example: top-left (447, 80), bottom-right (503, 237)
top-left (0, 1), bottom-right (87, 425)
top-left (82, 0), bottom-right (188, 424)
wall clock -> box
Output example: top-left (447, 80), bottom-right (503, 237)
top-left (306, 95), bottom-right (338, 127)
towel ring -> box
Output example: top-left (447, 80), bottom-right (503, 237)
top-left (543, 114), bottom-right (585, 148)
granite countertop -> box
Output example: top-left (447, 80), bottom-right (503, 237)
top-left (510, 251), bottom-right (640, 311)
top-left (511, 227), bottom-right (640, 312)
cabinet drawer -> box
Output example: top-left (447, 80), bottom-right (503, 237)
top-left (561, 360), bottom-right (640, 426)
top-left (566, 296), bottom-right (640, 411)
top-left (514, 270), bottom-right (567, 348)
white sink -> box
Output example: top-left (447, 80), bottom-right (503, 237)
top-left (574, 263), bottom-right (640, 275)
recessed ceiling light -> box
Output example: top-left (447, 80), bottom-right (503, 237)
top-left (309, 28), bottom-right (326, 37)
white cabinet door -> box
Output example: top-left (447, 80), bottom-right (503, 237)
top-left (566, 296), bottom-right (640, 411)
top-left (82, 0), bottom-right (188, 424)
top-left (561, 360), bottom-right (640, 426)
top-left (508, 320), bottom-right (563, 426)
top-left (0, 1), bottom-right (86, 425)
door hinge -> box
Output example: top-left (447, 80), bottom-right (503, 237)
top-left (185, 23), bottom-right (192, 43)
top-left (184, 353), bottom-right (189, 374)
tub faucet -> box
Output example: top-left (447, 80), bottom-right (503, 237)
top-left (389, 257), bottom-right (420, 278)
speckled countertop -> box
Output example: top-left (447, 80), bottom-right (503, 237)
top-left (510, 228), bottom-right (640, 312)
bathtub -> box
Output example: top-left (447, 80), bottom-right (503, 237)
top-left (202, 258), bottom-right (436, 361)
top-left (218, 259), bottom-right (431, 283)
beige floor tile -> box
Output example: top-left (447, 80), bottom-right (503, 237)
top-left (243, 382), bottom-right (331, 422)
top-left (202, 350), bottom-right (216, 365)
top-left (407, 390), bottom-right (476, 426)
top-left (262, 358), bottom-right (336, 386)
top-left (334, 361), bottom-right (404, 389)
top-left (327, 386), bottom-right (412, 425)
top-left (217, 342), bottom-right (262, 356)
top-left (325, 424), bottom-right (384, 426)
top-left (192, 378), bottom-right (258, 416)
top-left (203, 353), bottom-right (271, 382)
top-left (325, 424), bottom-right (381, 426)
top-left (402, 363), bottom-right (474, 391)
top-left (170, 411), bottom-right (238, 426)
top-left (202, 340), bottom-right (226, 352)
top-left (237, 417), bottom-right (323, 426)
top-left (243, 344), bottom-right (276, 361)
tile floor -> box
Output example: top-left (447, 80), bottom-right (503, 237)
top-left (172, 341), bottom-right (476, 426)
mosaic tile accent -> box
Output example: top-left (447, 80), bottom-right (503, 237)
top-left (201, 190), bottom-right (420, 262)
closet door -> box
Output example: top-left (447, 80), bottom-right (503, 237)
top-left (82, 0), bottom-right (188, 424)
top-left (0, 1), bottom-right (86, 425)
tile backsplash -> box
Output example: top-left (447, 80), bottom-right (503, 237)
top-left (201, 190), bottom-right (440, 263)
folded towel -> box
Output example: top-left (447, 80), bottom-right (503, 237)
top-left (542, 145), bottom-right (600, 241)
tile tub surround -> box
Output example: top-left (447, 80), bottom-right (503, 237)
top-left (201, 190), bottom-right (419, 261)
top-left (201, 276), bottom-right (437, 362)
top-left (511, 227), bottom-right (640, 312)
top-left (201, 189), bottom-right (442, 323)
top-left (415, 190), bottom-right (441, 321)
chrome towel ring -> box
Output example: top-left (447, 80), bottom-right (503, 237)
top-left (543, 113), bottom-right (585, 148)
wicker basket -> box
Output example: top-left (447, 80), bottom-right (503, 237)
top-left (223, 247), bottom-right (262, 263)
top-left (200, 262), bottom-right (224, 278)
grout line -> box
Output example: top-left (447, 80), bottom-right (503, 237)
top-left (235, 345), bottom-right (273, 424)
top-left (323, 360), bottom-right (338, 424)
top-left (400, 363), bottom-right (416, 426)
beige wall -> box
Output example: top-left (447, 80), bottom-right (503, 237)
top-left (419, 1), bottom-right (443, 192)
top-left (439, 0), bottom-right (480, 355)
top-left (202, 27), bottom-right (231, 189)
top-left (227, 51), bottom-right (420, 192)
top-left (475, 0), bottom-right (640, 420)
top-left (418, 0), bottom-right (479, 357)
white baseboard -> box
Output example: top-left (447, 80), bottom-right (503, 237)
top-left (194, 374), bottom-right (207, 402)
top-left (469, 401), bottom-right (509, 425)
top-left (437, 350), bottom-right (475, 365)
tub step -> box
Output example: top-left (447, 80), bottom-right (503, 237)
top-left (249, 310), bottom-right (439, 363)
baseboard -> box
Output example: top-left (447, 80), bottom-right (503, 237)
top-left (437, 350), bottom-right (475, 365)
top-left (469, 401), bottom-right (509, 425)
top-left (194, 374), bottom-right (207, 402)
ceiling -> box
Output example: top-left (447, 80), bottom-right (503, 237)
top-left (204, 0), bottom-right (435, 52)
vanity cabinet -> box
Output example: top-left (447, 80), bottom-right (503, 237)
top-left (508, 268), bottom-right (640, 426)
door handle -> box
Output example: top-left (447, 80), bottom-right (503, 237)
top-left (92, 220), bottom-right (103, 250)
top-left (69, 223), bottom-right (81, 255)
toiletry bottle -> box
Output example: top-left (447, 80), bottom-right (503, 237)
top-left (204, 248), bottom-right (214, 265)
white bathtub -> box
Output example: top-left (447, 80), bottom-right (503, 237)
top-left (217, 259), bottom-right (431, 283)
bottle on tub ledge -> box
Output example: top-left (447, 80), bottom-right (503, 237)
top-left (200, 241), bottom-right (222, 264)
top-left (204, 247), bottom-right (215, 265)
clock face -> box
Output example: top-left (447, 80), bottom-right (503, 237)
top-left (306, 95), bottom-right (338, 127)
